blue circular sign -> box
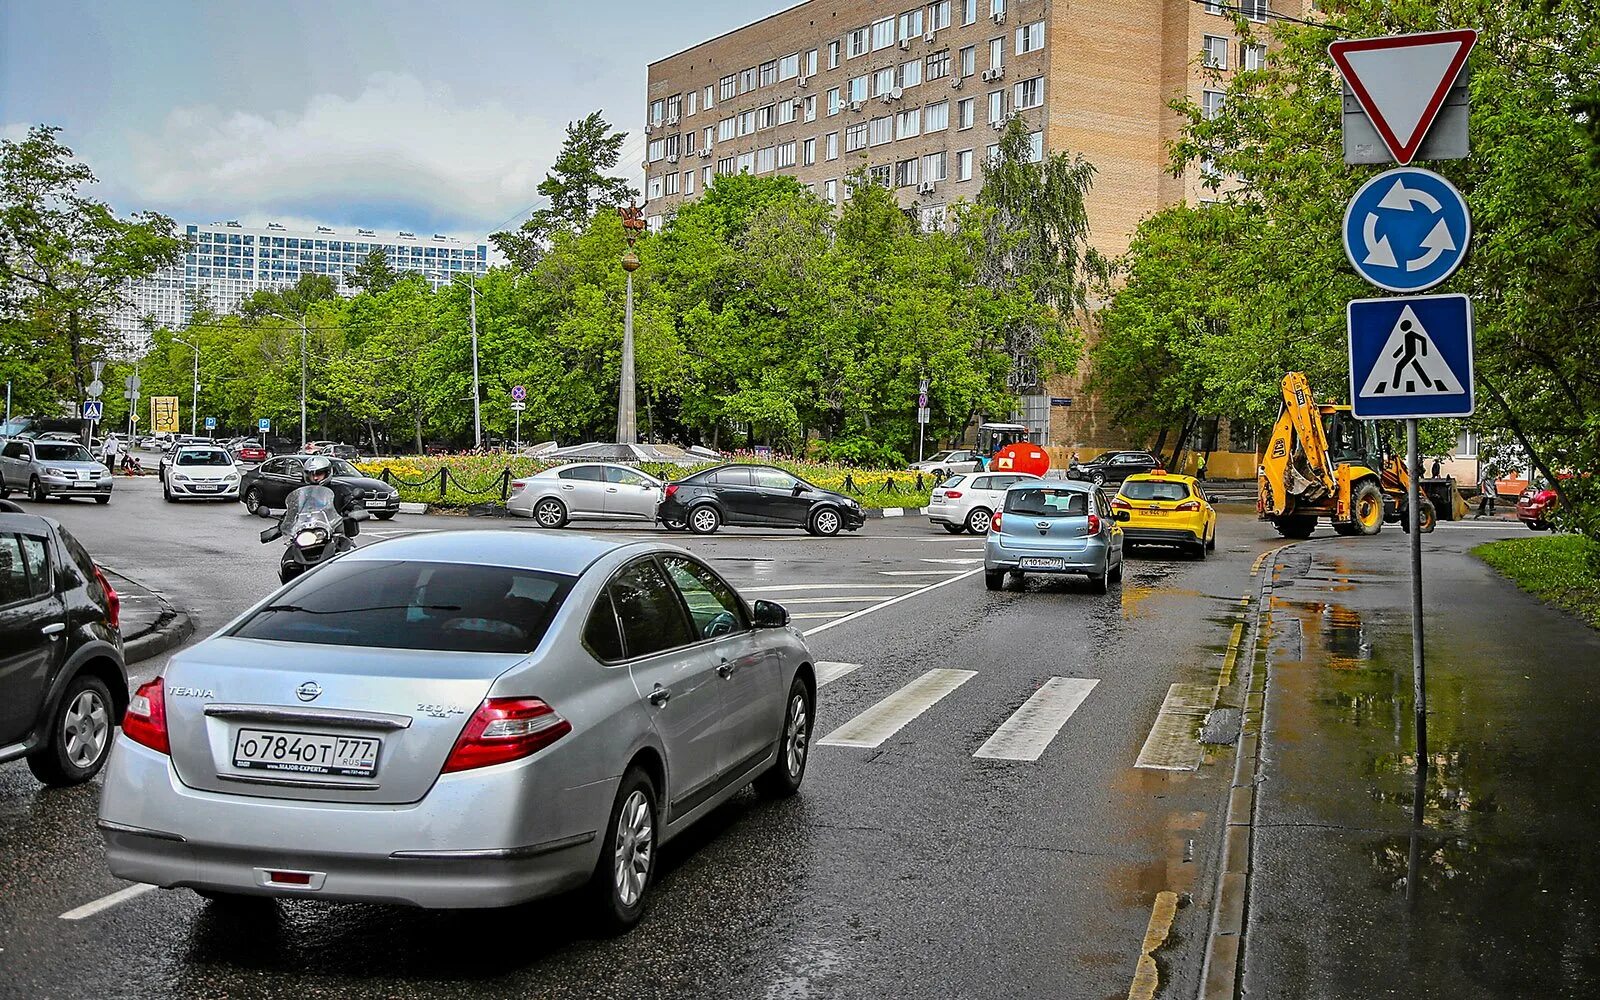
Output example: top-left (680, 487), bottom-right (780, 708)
top-left (1342, 167), bottom-right (1471, 293)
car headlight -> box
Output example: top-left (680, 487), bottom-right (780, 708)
top-left (45, 467), bottom-right (66, 476)
top-left (224, 473), bottom-right (238, 481)
top-left (174, 473), bottom-right (190, 482)
top-left (294, 527), bottom-right (329, 547)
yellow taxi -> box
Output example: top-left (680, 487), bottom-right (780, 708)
top-left (1111, 471), bottom-right (1217, 558)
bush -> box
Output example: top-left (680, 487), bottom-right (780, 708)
top-left (1474, 535), bottom-right (1600, 629)
top-left (813, 436), bottom-right (907, 469)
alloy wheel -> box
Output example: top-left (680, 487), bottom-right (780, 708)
top-left (784, 693), bottom-right (809, 778)
top-left (243, 487), bottom-right (261, 514)
top-left (967, 508), bottom-right (992, 534)
top-left (814, 510), bottom-right (840, 535)
top-left (29, 477), bottom-right (46, 502)
top-left (535, 499), bottom-right (565, 527)
top-left (613, 789), bottom-right (654, 908)
top-left (63, 690), bottom-right (110, 768)
top-left (691, 508), bottom-right (719, 533)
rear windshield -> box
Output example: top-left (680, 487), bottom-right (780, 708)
top-left (35, 443), bottom-right (91, 462)
top-left (940, 475), bottom-right (967, 489)
top-left (1121, 480), bottom-right (1191, 502)
top-left (1005, 488), bottom-right (1089, 516)
top-left (232, 559), bottom-right (574, 654)
top-left (176, 450), bottom-right (232, 466)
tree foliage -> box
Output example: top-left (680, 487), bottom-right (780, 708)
top-left (491, 112), bottom-right (639, 270)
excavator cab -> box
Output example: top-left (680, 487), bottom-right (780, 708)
top-left (1322, 410), bottom-right (1380, 470)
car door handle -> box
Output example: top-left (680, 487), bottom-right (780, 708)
top-left (716, 659), bottom-right (734, 679)
top-left (561, 484), bottom-right (574, 490)
top-left (42, 623), bottom-right (66, 637)
top-left (606, 487), bottom-right (619, 493)
top-left (647, 685), bottom-right (671, 706)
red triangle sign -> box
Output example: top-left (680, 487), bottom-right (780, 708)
top-left (1330, 29), bottom-right (1477, 165)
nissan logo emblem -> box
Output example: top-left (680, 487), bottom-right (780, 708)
top-left (295, 681), bottom-right (322, 703)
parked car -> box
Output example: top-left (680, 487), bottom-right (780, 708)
top-left (1112, 471), bottom-right (1217, 557)
top-left (1516, 482), bottom-right (1559, 530)
top-left (909, 449), bottom-right (984, 480)
top-left (657, 464), bottom-right (866, 536)
top-left (508, 463), bottom-right (665, 528)
top-left (97, 530), bottom-right (814, 926)
top-left (0, 504), bottom-right (127, 785)
top-left (926, 472), bottom-right (1041, 534)
top-left (233, 442), bottom-right (269, 463)
top-left (239, 454), bottom-right (400, 519)
top-left (163, 445), bottom-right (243, 502)
top-left (984, 480), bottom-right (1124, 593)
top-left (1065, 450), bottom-right (1162, 486)
top-left (0, 438), bottom-right (114, 504)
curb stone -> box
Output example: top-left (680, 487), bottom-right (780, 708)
top-left (103, 568), bottom-right (197, 666)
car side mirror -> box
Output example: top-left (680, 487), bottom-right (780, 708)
top-left (792, 484), bottom-right (809, 495)
top-left (259, 525), bottom-right (282, 543)
top-left (1114, 510), bottom-right (1131, 522)
top-left (751, 599), bottom-right (790, 628)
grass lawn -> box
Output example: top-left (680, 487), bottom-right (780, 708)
top-left (1475, 534), bottom-right (1600, 629)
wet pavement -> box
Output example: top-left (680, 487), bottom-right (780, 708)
top-left (1244, 526), bottom-right (1600, 998)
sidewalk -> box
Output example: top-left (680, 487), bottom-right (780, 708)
top-left (101, 567), bottom-right (194, 664)
top-left (1239, 533), bottom-right (1600, 998)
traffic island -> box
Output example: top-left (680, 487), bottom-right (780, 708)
top-left (102, 568), bottom-right (195, 665)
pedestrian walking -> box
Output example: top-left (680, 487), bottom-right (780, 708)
top-left (1197, 452), bottom-right (1209, 481)
top-left (1430, 457), bottom-right (1442, 478)
top-left (1477, 463), bottom-right (1497, 518)
top-left (101, 434), bottom-right (121, 471)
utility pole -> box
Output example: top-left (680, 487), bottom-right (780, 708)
top-left (469, 275), bottom-right (482, 450)
top-left (174, 337), bottom-right (200, 437)
top-left (300, 317), bottom-right (308, 451)
top-left (617, 203), bottom-right (646, 446)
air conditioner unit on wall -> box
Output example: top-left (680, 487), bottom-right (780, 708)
top-left (952, 76), bottom-right (964, 89)
top-left (925, 31), bottom-right (936, 43)
top-left (666, 154), bottom-right (678, 163)
top-left (993, 10), bottom-right (1006, 23)
top-left (644, 123), bottom-right (654, 134)
top-left (666, 115), bottom-right (678, 126)
top-left (798, 76), bottom-right (808, 88)
top-left (918, 181), bottom-right (936, 194)
top-left (899, 38), bottom-right (911, 50)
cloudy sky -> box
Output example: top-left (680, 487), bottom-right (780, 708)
top-left (1, 0), bottom-right (791, 241)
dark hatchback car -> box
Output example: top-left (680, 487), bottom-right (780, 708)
top-left (239, 455), bottom-right (401, 520)
top-left (0, 500), bottom-right (127, 786)
top-left (658, 464), bottom-right (866, 536)
top-left (1066, 450), bottom-right (1162, 486)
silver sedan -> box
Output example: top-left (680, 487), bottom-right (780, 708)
top-left (97, 530), bottom-right (816, 929)
top-left (508, 463), bottom-right (665, 528)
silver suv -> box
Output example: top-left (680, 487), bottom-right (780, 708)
top-left (0, 438), bottom-right (114, 504)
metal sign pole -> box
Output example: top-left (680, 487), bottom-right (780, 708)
top-left (1406, 418), bottom-right (1428, 806)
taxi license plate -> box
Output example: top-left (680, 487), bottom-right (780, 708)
top-left (232, 728), bottom-right (380, 777)
top-left (1020, 557), bottom-right (1065, 569)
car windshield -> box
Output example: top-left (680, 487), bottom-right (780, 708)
top-left (1122, 480), bottom-right (1191, 502)
top-left (925, 451), bottom-right (955, 462)
top-left (232, 559), bottom-right (574, 654)
top-left (35, 443), bottom-right (92, 462)
top-left (176, 449), bottom-right (232, 467)
top-left (326, 459), bottom-right (361, 477)
top-left (1086, 452), bottom-right (1118, 464)
top-left (1005, 487), bottom-right (1089, 517)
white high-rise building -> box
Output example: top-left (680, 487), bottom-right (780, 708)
top-left (110, 220), bottom-right (489, 345)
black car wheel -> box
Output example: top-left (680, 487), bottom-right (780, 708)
top-left (29, 674), bottom-right (116, 786)
top-left (1090, 472), bottom-right (1106, 487)
top-left (374, 511), bottom-right (396, 521)
top-left (28, 477), bottom-right (48, 502)
top-left (95, 496), bottom-right (109, 505)
top-left (663, 519), bottom-right (687, 531)
top-left (810, 507), bottom-right (842, 537)
top-left (985, 570), bottom-right (1006, 591)
top-left (688, 505), bottom-right (721, 535)
top-left (942, 523), bottom-right (965, 534)
top-left (243, 485), bottom-right (263, 515)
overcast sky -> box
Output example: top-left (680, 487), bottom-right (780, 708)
top-left (0, 0), bottom-right (792, 241)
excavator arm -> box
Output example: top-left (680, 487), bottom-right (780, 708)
top-left (1259, 373), bottom-right (1338, 517)
top-left (1280, 373), bottom-right (1338, 495)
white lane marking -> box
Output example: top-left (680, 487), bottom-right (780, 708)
top-left (974, 677), bottom-right (1100, 761)
top-left (921, 557), bottom-right (983, 565)
top-left (60, 882), bottom-right (157, 921)
top-left (779, 596), bottom-right (899, 604)
top-left (958, 547), bottom-right (985, 552)
top-left (803, 568), bottom-right (984, 637)
top-left (816, 661), bottom-right (862, 686)
top-left (1435, 522), bottom-right (1526, 530)
top-left (741, 583), bottom-right (924, 593)
top-left (878, 570), bottom-right (969, 576)
top-left (791, 612), bottom-right (850, 620)
top-left (819, 668), bottom-right (976, 749)
top-left (1134, 683), bottom-right (1216, 771)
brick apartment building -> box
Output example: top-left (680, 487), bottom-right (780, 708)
top-left (644, 0), bottom-right (1303, 471)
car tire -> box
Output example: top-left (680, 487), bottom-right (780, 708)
top-left (942, 523), bottom-right (965, 535)
top-left (374, 511), bottom-right (396, 521)
top-left (755, 676), bottom-right (812, 799)
top-left (95, 496), bottom-right (109, 505)
top-left (1091, 472), bottom-right (1106, 487)
top-left (163, 484), bottom-right (175, 502)
top-left (28, 477), bottom-right (48, 503)
top-left (1193, 535), bottom-right (1208, 560)
top-left (663, 519), bottom-right (687, 532)
top-left (1206, 529), bottom-right (1216, 552)
top-left (1110, 556), bottom-right (1124, 584)
top-left (0, 485), bottom-right (9, 499)
top-left (688, 505), bottom-right (721, 535)
top-left (533, 497), bottom-right (569, 529)
top-left (1090, 570), bottom-right (1110, 595)
top-left (243, 486), bottom-right (263, 515)
top-left (1274, 515), bottom-right (1317, 540)
top-left (965, 507), bottom-right (993, 534)
top-left (590, 766), bottom-right (658, 933)
top-left (28, 674), bottom-right (115, 787)
top-left (810, 507), bottom-right (843, 537)
top-left (984, 570), bottom-right (1006, 591)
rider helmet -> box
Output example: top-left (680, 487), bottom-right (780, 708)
top-left (303, 455), bottom-right (334, 486)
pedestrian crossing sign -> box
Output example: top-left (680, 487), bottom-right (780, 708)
top-left (1348, 293), bottom-right (1474, 419)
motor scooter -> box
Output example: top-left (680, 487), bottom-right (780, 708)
top-left (256, 484), bottom-right (370, 584)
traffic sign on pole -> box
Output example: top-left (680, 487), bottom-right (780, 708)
top-left (1330, 29), bottom-right (1477, 165)
top-left (1342, 167), bottom-right (1470, 293)
top-left (258, 418), bottom-right (272, 432)
top-left (510, 401), bottom-right (526, 411)
top-left (81, 400), bottom-right (104, 421)
top-left (204, 416), bottom-right (217, 430)
top-left (1347, 293), bottom-right (1474, 419)
top-left (86, 379), bottom-right (104, 398)
top-left (511, 385), bottom-right (527, 403)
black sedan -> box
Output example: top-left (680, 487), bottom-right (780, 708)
top-left (0, 499), bottom-right (127, 786)
top-left (658, 464), bottom-right (866, 536)
top-left (1066, 450), bottom-right (1162, 486)
top-left (239, 454), bottom-right (401, 520)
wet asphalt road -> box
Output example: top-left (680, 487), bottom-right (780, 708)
top-left (1, 474), bottom-right (1372, 1000)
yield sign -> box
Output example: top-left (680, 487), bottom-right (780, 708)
top-left (1330, 29), bottom-right (1477, 165)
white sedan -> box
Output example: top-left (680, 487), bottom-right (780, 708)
top-left (508, 463), bottom-right (665, 528)
top-left (162, 445), bottom-right (243, 501)
top-left (926, 471), bottom-right (1041, 534)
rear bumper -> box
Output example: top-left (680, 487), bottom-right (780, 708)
top-left (1121, 527), bottom-right (1203, 545)
top-left (98, 737), bottom-right (610, 909)
top-left (984, 536), bottom-right (1110, 574)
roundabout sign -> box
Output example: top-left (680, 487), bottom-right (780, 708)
top-left (1341, 167), bottom-right (1470, 293)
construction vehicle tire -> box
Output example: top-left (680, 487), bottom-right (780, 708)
top-left (1333, 523), bottom-right (1360, 536)
top-left (1350, 481), bottom-right (1385, 536)
top-left (1399, 499), bottom-right (1438, 534)
top-left (1273, 515), bottom-right (1317, 540)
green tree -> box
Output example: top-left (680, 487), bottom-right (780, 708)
top-left (492, 111), bottom-right (639, 270)
top-left (343, 247), bottom-right (400, 294)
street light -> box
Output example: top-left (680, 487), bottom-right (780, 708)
top-left (617, 203), bottom-right (647, 446)
top-left (173, 336), bottom-right (200, 437)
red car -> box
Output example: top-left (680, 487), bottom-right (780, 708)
top-left (234, 443), bottom-right (268, 463)
top-left (1516, 484), bottom-right (1559, 530)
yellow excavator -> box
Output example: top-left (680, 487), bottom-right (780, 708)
top-left (1258, 372), bottom-right (1436, 539)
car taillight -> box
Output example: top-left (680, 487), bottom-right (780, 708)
top-left (1175, 500), bottom-right (1201, 512)
top-left (1111, 497), bottom-right (1132, 510)
top-left (510, 480), bottom-right (526, 493)
top-left (442, 698), bottom-right (571, 773)
top-left (943, 490), bottom-right (963, 499)
top-left (93, 565), bottom-right (120, 629)
top-left (124, 677), bottom-right (169, 754)
top-left (1087, 514), bottom-right (1101, 534)
top-left (990, 512), bottom-right (1002, 531)
top-left (664, 484), bottom-right (679, 499)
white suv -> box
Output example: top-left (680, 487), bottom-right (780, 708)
top-left (926, 472), bottom-right (1040, 534)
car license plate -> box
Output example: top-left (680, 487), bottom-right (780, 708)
top-left (232, 728), bottom-right (380, 777)
top-left (1020, 557), bottom-right (1065, 569)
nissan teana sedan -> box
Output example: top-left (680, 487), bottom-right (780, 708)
top-left (98, 531), bottom-right (816, 929)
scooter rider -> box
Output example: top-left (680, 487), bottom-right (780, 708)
top-left (294, 455), bottom-right (365, 535)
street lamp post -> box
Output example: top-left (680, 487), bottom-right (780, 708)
top-left (617, 203), bottom-right (647, 446)
top-left (469, 275), bottom-right (482, 450)
top-left (174, 336), bottom-right (200, 437)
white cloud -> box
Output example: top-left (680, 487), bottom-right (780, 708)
top-left (123, 73), bottom-right (568, 237)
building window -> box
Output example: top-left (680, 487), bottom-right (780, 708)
top-left (760, 60), bottom-right (778, 87)
top-left (704, 165), bottom-right (714, 186)
top-left (963, 0), bottom-right (978, 25)
top-left (872, 17), bottom-right (896, 50)
top-left (778, 141), bottom-right (797, 168)
top-left (739, 67), bottom-right (757, 93)
top-left (758, 104), bottom-right (775, 129)
top-left (957, 148), bottom-right (974, 180)
top-left (648, 175), bottom-right (663, 199)
top-left (717, 156), bottom-right (735, 174)
top-left (1016, 21), bottom-right (1045, 54)
top-left (1203, 35), bottom-right (1229, 69)
top-left (664, 171), bottom-right (679, 196)
top-left (806, 49), bottom-right (819, 76)
top-left (870, 116), bottom-right (894, 145)
top-left (846, 122), bottom-right (870, 151)
top-left (803, 137), bottom-right (816, 165)
top-left (899, 9), bottom-right (924, 40)
top-left (958, 97), bottom-right (975, 128)
top-left (850, 76), bottom-right (869, 103)
top-left (991, 0), bottom-right (1006, 16)
top-left (719, 117), bottom-right (736, 141)
top-left (684, 170), bottom-right (695, 196)
top-left (778, 100), bottom-right (797, 125)
top-left (1243, 42), bottom-right (1267, 70)
top-left (829, 40), bottom-right (841, 68)
top-left (738, 110), bottom-right (755, 136)
top-left (828, 88), bottom-right (842, 115)
top-left (989, 37), bottom-right (1004, 70)
top-left (927, 49), bottom-right (951, 80)
top-left (648, 138), bottom-right (665, 161)
top-left (1204, 0), bottom-right (1224, 12)
top-left (1202, 90), bottom-right (1225, 120)
top-left (848, 27), bottom-right (869, 58)
top-left (869, 164), bottom-right (893, 187)
top-left (896, 157), bottom-right (920, 187)
top-left (987, 142), bottom-right (1000, 161)
top-left (897, 107), bottom-right (922, 138)
top-left (988, 89), bottom-right (1005, 124)
top-left (705, 85), bottom-right (715, 109)
top-left (826, 178), bottom-right (839, 204)
top-left (960, 45), bottom-right (976, 77)
top-left (650, 100), bottom-right (664, 124)
top-left (924, 150), bottom-right (948, 181)
top-left (1014, 76), bottom-right (1044, 109)
top-left (901, 59), bottom-right (923, 88)
top-left (779, 53), bottom-right (800, 81)
top-left (826, 132), bottom-right (840, 159)
top-left (720, 75), bottom-right (736, 101)
top-left (874, 67), bottom-right (896, 96)
top-left (704, 126), bottom-right (715, 150)
top-left (1241, 0), bottom-right (1268, 22)
top-left (666, 95), bottom-right (682, 120)
top-left (925, 100), bottom-right (950, 131)
top-left (804, 95), bottom-right (817, 122)
top-left (737, 151), bottom-right (755, 173)
top-left (687, 91), bottom-right (697, 116)
top-left (929, 0), bottom-right (951, 31)
top-left (1028, 130), bottom-right (1043, 162)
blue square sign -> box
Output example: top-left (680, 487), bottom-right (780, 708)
top-left (1348, 293), bottom-right (1474, 419)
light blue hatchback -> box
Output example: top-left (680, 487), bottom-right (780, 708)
top-left (983, 480), bottom-right (1124, 593)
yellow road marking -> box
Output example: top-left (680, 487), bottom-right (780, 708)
top-left (1218, 622), bottom-right (1245, 688)
top-left (1128, 890), bottom-right (1179, 1000)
